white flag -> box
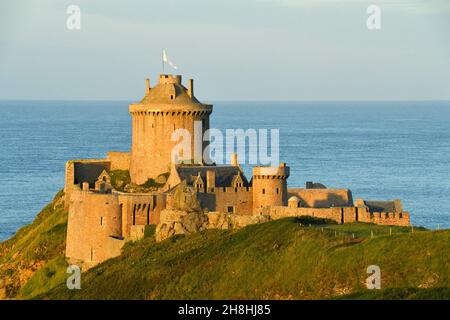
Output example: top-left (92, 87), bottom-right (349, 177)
top-left (162, 49), bottom-right (177, 70)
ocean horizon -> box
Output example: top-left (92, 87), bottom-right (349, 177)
top-left (1, 100), bottom-right (450, 241)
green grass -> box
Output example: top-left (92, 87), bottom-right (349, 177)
top-left (2, 193), bottom-right (448, 300)
top-left (109, 170), bottom-right (167, 192)
top-left (337, 287), bottom-right (450, 300)
top-left (109, 170), bottom-right (131, 192)
top-left (0, 190), bottom-right (68, 299)
top-left (39, 218), bottom-right (449, 300)
top-left (20, 256), bottom-right (68, 299)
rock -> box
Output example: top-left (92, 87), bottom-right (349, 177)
top-left (155, 209), bottom-right (208, 242)
top-left (170, 181), bottom-right (201, 212)
top-left (155, 208), bottom-right (271, 242)
top-left (155, 173), bottom-right (168, 185)
top-left (231, 214), bottom-right (270, 228)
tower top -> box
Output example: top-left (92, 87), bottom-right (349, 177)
top-left (130, 74), bottom-right (212, 112)
top-left (158, 74), bottom-right (182, 84)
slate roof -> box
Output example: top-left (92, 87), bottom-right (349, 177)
top-left (73, 162), bottom-right (110, 185)
top-left (176, 165), bottom-right (250, 188)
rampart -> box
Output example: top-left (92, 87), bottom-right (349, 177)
top-left (107, 151), bottom-right (130, 171)
top-left (288, 188), bottom-right (353, 208)
top-left (267, 205), bottom-right (410, 226)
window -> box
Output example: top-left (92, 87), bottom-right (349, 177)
top-left (170, 95), bottom-right (174, 100)
top-left (100, 216), bottom-right (103, 226)
top-left (262, 188), bottom-right (265, 194)
top-left (276, 188), bottom-right (279, 194)
top-left (227, 206), bottom-right (234, 213)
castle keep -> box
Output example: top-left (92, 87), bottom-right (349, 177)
top-left (65, 74), bottom-right (411, 269)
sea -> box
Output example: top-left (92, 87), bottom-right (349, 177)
top-left (1, 100), bottom-right (449, 241)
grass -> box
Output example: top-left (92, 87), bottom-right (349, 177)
top-left (2, 192), bottom-right (448, 300)
top-left (0, 190), bottom-right (68, 299)
top-left (109, 170), bottom-right (168, 192)
top-left (109, 170), bottom-right (131, 192)
top-left (39, 217), bottom-right (449, 300)
top-left (337, 287), bottom-right (450, 300)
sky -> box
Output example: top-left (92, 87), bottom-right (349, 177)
top-left (0, 0), bottom-right (449, 101)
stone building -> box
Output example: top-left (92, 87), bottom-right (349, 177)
top-left (64, 74), bottom-right (411, 269)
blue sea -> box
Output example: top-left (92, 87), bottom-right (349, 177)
top-left (1, 100), bottom-right (450, 241)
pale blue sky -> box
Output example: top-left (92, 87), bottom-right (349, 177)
top-left (0, 0), bottom-right (449, 101)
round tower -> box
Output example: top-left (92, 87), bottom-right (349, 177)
top-left (252, 163), bottom-right (290, 214)
top-left (129, 75), bottom-right (212, 184)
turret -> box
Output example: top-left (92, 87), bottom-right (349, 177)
top-left (252, 162), bottom-right (290, 214)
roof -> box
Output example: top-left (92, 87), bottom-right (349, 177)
top-left (176, 165), bottom-right (249, 188)
top-left (73, 162), bottom-right (110, 185)
top-left (130, 74), bottom-right (212, 112)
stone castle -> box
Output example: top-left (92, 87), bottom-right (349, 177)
top-left (65, 74), bottom-right (411, 269)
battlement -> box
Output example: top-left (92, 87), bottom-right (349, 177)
top-left (158, 74), bottom-right (182, 84)
top-left (252, 163), bottom-right (290, 179)
top-left (359, 210), bottom-right (410, 226)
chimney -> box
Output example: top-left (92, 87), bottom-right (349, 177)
top-left (82, 182), bottom-right (90, 191)
top-left (206, 170), bottom-right (216, 191)
top-left (146, 78), bottom-right (150, 94)
top-left (188, 79), bottom-right (194, 98)
top-left (231, 153), bottom-right (238, 166)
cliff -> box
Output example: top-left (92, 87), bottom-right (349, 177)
top-left (0, 191), bottom-right (449, 300)
top-left (0, 190), bottom-right (68, 299)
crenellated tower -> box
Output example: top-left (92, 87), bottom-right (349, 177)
top-left (252, 163), bottom-right (290, 214)
top-left (129, 74), bottom-right (212, 184)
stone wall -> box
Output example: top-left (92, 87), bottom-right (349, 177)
top-left (358, 211), bottom-right (410, 226)
top-left (268, 205), bottom-right (410, 226)
top-left (288, 188), bottom-right (353, 208)
top-left (107, 151), bottom-right (130, 171)
top-left (64, 159), bottom-right (111, 210)
top-left (65, 189), bottom-right (124, 270)
top-left (197, 187), bottom-right (253, 215)
top-left (268, 206), bottom-right (347, 223)
top-left (117, 192), bottom-right (166, 237)
top-left (129, 111), bottom-right (212, 185)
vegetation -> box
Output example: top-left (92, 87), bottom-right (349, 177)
top-left (1, 190), bottom-right (448, 300)
top-left (109, 170), bottom-right (131, 192)
top-left (0, 190), bottom-right (68, 299)
top-left (140, 178), bottom-right (165, 189)
top-left (337, 287), bottom-right (450, 300)
top-left (38, 217), bottom-right (449, 300)
top-left (110, 170), bottom-right (168, 193)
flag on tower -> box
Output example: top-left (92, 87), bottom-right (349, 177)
top-left (162, 49), bottom-right (177, 71)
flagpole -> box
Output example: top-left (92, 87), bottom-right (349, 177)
top-left (162, 49), bottom-right (165, 74)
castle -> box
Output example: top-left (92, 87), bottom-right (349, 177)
top-left (65, 74), bottom-right (411, 269)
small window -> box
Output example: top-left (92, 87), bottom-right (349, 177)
top-left (262, 188), bottom-right (265, 194)
top-left (100, 216), bottom-right (103, 226)
top-left (170, 95), bottom-right (174, 100)
top-left (276, 188), bottom-right (279, 194)
top-left (227, 206), bottom-right (234, 213)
